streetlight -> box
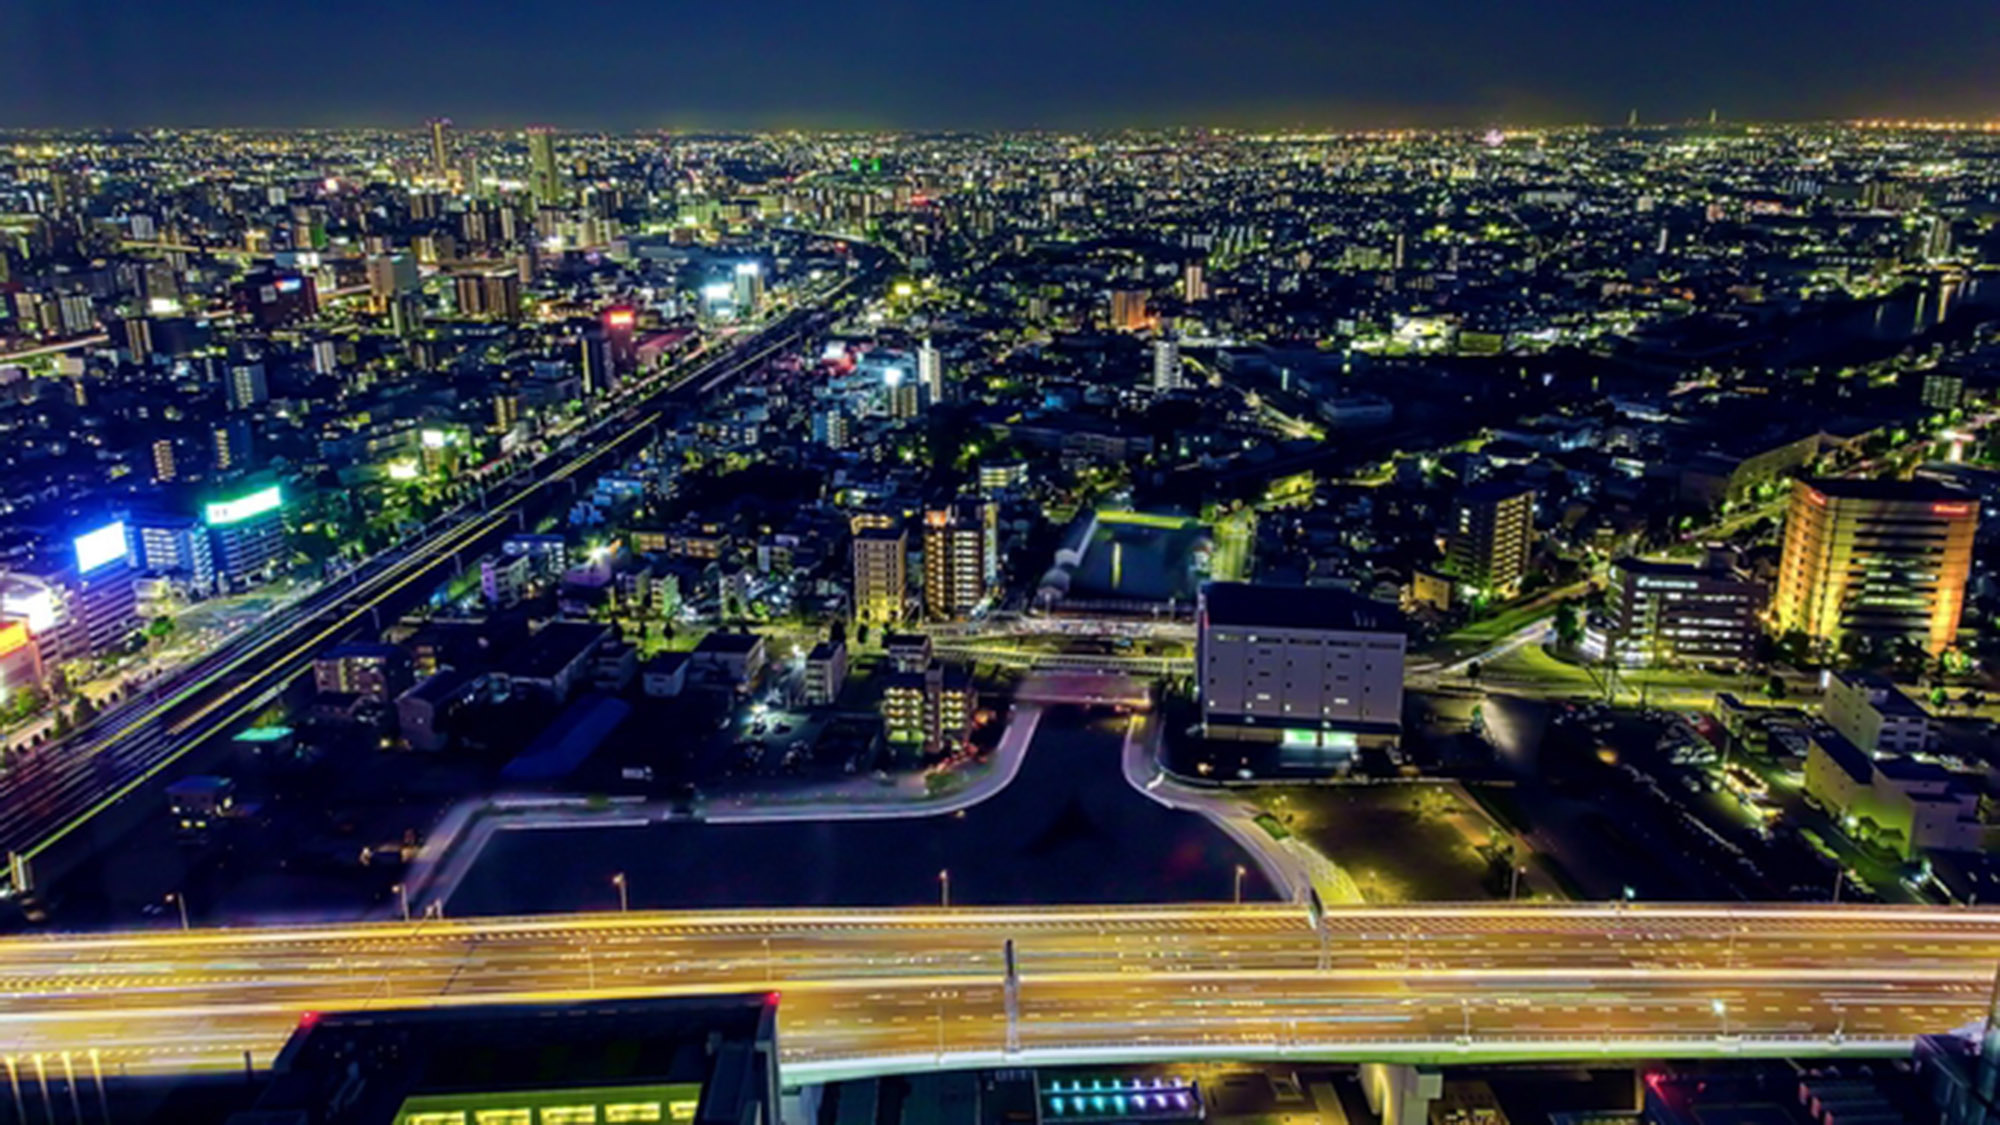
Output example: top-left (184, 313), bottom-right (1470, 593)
top-left (165, 892), bottom-right (188, 931)
top-left (1712, 997), bottom-right (1729, 1038)
top-left (938, 869), bottom-right (950, 909)
top-left (1233, 865), bottom-right (1247, 905)
top-left (392, 883), bottom-right (410, 922)
top-left (612, 872), bottom-right (628, 914)
top-left (1509, 865), bottom-right (1526, 901)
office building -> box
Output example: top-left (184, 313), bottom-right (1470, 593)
top-left (205, 484), bottom-right (288, 590)
top-left (134, 514), bottom-right (217, 597)
top-left (2, 521), bottom-right (140, 666)
top-left (922, 501), bottom-right (988, 621)
top-left (1772, 478), bottom-right (1976, 656)
top-left (1803, 728), bottom-right (1983, 857)
top-left (527, 125), bottom-right (563, 206)
top-left (852, 525), bottom-right (907, 627)
top-left (234, 269), bottom-right (317, 327)
top-left (1152, 335), bottom-right (1183, 391)
top-left (803, 641), bottom-right (847, 707)
top-left (313, 642), bottom-right (413, 702)
top-left (1825, 671), bottom-right (1935, 756)
top-left (1445, 480), bottom-right (1535, 601)
top-left (1109, 286), bottom-right (1150, 331)
top-left (1196, 581), bottom-right (1406, 748)
top-left (1602, 556), bottom-right (1765, 667)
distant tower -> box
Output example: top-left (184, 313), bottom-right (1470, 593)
top-left (1182, 260), bottom-right (1209, 303)
top-left (428, 118), bottom-right (453, 180)
top-left (1627, 108), bottom-right (1639, 128)
top-left (527, 126), bottom-right (563, 207)
top-left (917, 338), bottom-right (944, 405)
top-left (1152, 336), bottom-right (1183, 392)
top-left (1709, 107), bottom-right (1719, 126)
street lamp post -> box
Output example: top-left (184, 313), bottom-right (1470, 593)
top-left (393, 883), bottom-right (410, 922)
top-left (166, 893), bottom-right (188, 931)
top-left (1712, 998), bottom-right (1730, 1038)
top-left (1509, 865), bottom-right (1526, 901)
top-left (1234, 865), bottom-right (1247, 905)
top-left (612, 872), bottom-right (628, 914)
top-left (938, 869), bottom-right (950, 909)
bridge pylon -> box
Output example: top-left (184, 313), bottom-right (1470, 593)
top-left (1003, 938), bottom-right (1020, 1055)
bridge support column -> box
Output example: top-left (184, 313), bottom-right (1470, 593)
top-left (1003, 939), bottom-right (1020, 1055)
top-left (1359, 1063), bottom-right (1440, 1125)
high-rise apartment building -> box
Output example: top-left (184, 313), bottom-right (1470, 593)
top-left (1445, 481), bottom-right (1535, 600)
top-left (852, 526), bottom-right (908, 627)
top-left (1109, 287), bottom-right (1150, 332)
top-left (1152, 336), bottom-right (1182, 391)
top-left (917, 338), bottom-right (943, 405)
top-left (1773, 478), bottom-right (1976, 656)
top-left (427, 117), bottom-right (453, 180)
top-left (922, 502), bottom-right (988, 621)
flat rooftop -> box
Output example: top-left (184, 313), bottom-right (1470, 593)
top-left (1201, 581), bottom-right (1403, 634)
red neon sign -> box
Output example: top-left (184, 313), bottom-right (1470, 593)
top-left (1933, 502), bottom-right (1974, 517)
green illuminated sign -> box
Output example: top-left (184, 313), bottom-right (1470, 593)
top-left (205, 484), bottom-right (283, 526)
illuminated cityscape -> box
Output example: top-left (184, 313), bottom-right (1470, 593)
top-left (7, 6), bottom-right (2000, 1121)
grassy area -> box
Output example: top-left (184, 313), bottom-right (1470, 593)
top-left (1252, 812), bottom-right (1290, 840)
top-left (1258, 785), bottom-right (1499, 901)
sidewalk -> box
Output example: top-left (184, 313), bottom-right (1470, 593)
top-left (1119, 714), bottom-right (1365, 906)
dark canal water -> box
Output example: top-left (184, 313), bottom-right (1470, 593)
top-left (449, 711), bottom-right (1273, 914)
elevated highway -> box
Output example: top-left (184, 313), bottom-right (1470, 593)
top-left (0, 255), bottom-right (887, 895)
top-left (0, 902), bottom-right (1991, 1079)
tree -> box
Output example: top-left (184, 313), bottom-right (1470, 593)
top-left (1764, 675), bottom-right (1786, 700)
top-left (1465, 660), bottom-right (1482, 684)
top-left (1962, 689), bottom-right (1985, 713)
top-left (828, 618), bottom-right (847, 644)
top-left (1554, 601), bottom-right (1583, 649)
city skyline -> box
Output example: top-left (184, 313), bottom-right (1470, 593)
top-left (3, 0), bottom-right (1998, 131)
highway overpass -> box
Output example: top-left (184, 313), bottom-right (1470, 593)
top-left (0, 902), bottom-right (1990, 1080)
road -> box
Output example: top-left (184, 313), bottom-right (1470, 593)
top-left (0, 253), bottom-right (889, 894)
top-left (0, 902), bottom-right (1993, 1077)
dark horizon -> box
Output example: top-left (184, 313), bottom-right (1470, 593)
top-left (3, 0), bottom-right (1995, 133)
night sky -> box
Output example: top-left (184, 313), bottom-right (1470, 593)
top-left (3, 0), bottom-right (1996, 131)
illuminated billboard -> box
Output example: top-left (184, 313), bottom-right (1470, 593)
top-left (1, 587), bottom-right (56, 634)
top-left (0, 621), bottom-right (28, 657)
top-left (205, 485), bottom-right (284, 527)
top-left (74, 522), bottom-right (129, 574)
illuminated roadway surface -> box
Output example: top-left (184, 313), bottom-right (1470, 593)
top-left (0, 261), bottom-right (880, 889)
top-left (0, 903), bottom-right (1994, 1079)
